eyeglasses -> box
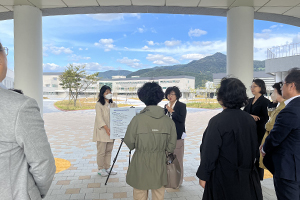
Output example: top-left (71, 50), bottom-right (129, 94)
top-left (168, 93), bottom-right (176, 96)
top-left (281, 82), bottom-right (290, 88)
top-left (2, 47), bottom-right (8, 56)
top-left (250, 86), bottom-right (258, 89)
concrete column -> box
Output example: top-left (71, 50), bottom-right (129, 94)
top-left (227, 6), bottom-right (254, 96)
top-left (275, 72), bottom-right (282, 82)
top-left (282, 71), bottom-right (288, 81)
top-left (14, 5), bottom-right (43, 113)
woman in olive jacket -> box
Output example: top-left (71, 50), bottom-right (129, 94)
top-left (124, 82), bottom-right (177, 200)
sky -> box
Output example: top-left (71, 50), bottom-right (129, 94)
top-left (1, 13), bottom-right (300, 74)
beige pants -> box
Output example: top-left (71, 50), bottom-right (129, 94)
top-left (174, 139), bottom-right (184, 186)
top-left (97, 141), bottom-right (114, 170)
top-left (133, 187), bottom-right (165, 200)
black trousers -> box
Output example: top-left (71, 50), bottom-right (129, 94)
top-left (274, 176), bottom-right (300, 200)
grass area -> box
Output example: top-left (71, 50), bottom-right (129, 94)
top-left (54, 98), bottom-right (133, 111)
top-left (186, 102), bottom-right (222, 109)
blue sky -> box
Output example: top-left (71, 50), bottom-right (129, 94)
top-left (1, 13), bottom-right (300, 73)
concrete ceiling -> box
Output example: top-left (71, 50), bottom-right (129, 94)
top-left (0, 0), bottom-right (300, 27)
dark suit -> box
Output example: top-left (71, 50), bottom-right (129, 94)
top-left (164, 101), bottom-right (187, 139)
top-left (263, 96), bottom-right (300, 200)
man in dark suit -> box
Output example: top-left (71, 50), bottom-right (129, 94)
top-left (261, 68), bottom-right (300, 200)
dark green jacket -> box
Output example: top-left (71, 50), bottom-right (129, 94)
top-left (124, 106), bottom-right (177, 190)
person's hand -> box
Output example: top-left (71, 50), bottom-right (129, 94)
top-left (259, 145), bottom-right (266, 157)
top-left (199, 179), bottom-right (206, 188)
top-left (103, 125), bottom-right (110, 136)
top-left (106, 129), bottom-right (110, 136)
top-left (251, 115), bottom-right (260, 121)
top-left (166, 105), bottom-right (174, 113)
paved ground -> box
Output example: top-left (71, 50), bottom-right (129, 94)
top-left (42, 98), bottom-right (277, 200)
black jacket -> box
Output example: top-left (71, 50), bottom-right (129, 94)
top-left (164, 101), bottom-right (187, 140)
top-left (197, 109), bottom-right (263, 200)
top-left (244, 95), bottom-right (270, 144)
top-left (263, 97), bottom-right (300, 181)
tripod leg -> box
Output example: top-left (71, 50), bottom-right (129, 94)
top-left (105, 139), bottom-right (124, 185)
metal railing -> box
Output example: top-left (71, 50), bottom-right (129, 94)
top-left (267, 42), bottom-right (300, 59)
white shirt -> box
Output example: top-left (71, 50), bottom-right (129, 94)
top-left (166, 100), bottom-right (177, 119)
top-left (284, 95), bottom-right (300, 106)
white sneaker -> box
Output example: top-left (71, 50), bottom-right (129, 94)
top-left (106, 168), bottom-right (117, 175)
top-left (98, 169), bottom-right (108, 177)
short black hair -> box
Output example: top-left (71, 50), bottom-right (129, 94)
top-left (165, 86), bottom-right (182, 100)
top-left (138, 82), bottom-right (164, 106)
top-left (285, 68), bottom-right (300, 93)
top-left (98, 85), bottom-right (113, 105)
top-left (253, 79), bottom-right (267, 95)
top-left (272, 82), bottom-right (283, 96)
top-left (217, 77), bottom-right (248, 109)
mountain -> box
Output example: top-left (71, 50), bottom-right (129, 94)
top-left (97, 70), bottom-right (132, 79)
top-left (97, 53), bottom-right (265, 87)
top-left (126, 52), bottom-right (265, 87)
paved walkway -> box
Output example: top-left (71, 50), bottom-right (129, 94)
top-left (42, 99), bottom-right (277, 200)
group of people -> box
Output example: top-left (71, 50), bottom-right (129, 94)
top-left (93, 83), bottom-right (187, 199)
top-left (1, 38), bottom-right (300, 200)
top-left (94, 68), bottom-right (300, 200)
top-left (194, 71), bottom-right (300, 200)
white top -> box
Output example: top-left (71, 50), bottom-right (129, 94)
top-left (166, 100), bottom-right (177, 119)
top-left (284, 95), bottom-right (300, 106)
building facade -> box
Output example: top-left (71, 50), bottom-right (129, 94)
top-left (43, 73), bottom-right (195, 99)
top-left (99, 76), bottom-right (195, 99)
top-left (213, 71), bottom-right (276, 94)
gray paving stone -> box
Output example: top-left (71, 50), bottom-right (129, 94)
top-left (43, 104), bottom-right (277, 200)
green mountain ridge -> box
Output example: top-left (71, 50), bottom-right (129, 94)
top-left (98, 53), bottom-right (265, 88)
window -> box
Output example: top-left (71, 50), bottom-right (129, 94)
top-left (53, 77), bottom-right (57, 80)
top-left (45, 84), bottom-right (50, 87)
top-left (52, 84), bottom-right (58, 87)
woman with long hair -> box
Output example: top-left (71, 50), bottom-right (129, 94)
top-left (93, 85), bottom-right (118, 176)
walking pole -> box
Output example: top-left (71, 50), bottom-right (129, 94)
top-left (105, 139), bottom-right (124, 185)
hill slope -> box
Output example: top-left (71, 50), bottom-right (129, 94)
top-left (126, 53), bottom-right (265, 87)
top-left (97, 53), bottom-right (265, 87)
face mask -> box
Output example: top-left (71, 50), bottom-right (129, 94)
top-left (104, 93), bottom-right (112, 100)
top-left (271, 92), bottom-right (277, 102)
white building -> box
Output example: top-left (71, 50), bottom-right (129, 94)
top-left (43, 72), bottom-right (100, 98)
top-left (2, 68), bottom-right (14, 89)
top-left (43, 73), bottom-right (195, 99)
top-left (213, 72), bottom-right (276, 93)
top-left (266, 43), bottom-right (300, 82)
top-left (100, 76), bottom-right (195, 99)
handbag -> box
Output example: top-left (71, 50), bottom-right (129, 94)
top-left (165, 152), bottom-right (181, 189)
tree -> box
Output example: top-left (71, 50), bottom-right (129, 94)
top-left (59, 64), bottom-right (99, 107)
